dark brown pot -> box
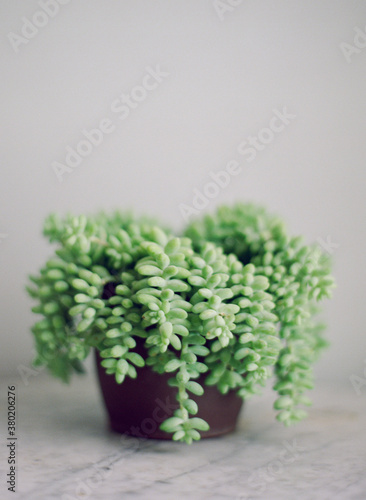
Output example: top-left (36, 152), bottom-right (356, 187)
top-left (95, 344), bottom-right (243, 440)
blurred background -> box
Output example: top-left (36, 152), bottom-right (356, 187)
top-left (1, 0), bottom-right (365, 386)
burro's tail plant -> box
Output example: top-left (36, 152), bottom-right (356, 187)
top-left (185, 202), bottom-right (335, 426)
top-left (27, 204), bottom-right (335, 443)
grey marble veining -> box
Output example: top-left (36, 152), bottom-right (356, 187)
top-left (1, 371), bottom-right (365, 500)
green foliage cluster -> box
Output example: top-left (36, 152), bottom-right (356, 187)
top-left (27, 204), bottom-right (335, 442)
top-left (185, 203), bottom-right (335, 425)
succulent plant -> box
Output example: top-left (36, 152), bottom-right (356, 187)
top-left (185, 203), bottom-right (335, 425)
top-left (27, 203), bottom-right (335, 442)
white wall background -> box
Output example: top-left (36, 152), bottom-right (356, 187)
top-left (1, 0), bottom-right (365, 386)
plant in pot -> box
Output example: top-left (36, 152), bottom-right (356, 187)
top-left (26, 204), bottom-right (335, 443)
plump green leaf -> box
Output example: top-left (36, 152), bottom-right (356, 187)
top-left (137, 265), bottom-right (162, 276)
top-left (160, 417), bottom-right (184, 432)
top-left (184, 399), bottom-right (198, 415)
top-left (186, 381), bottom-right (204, 396)
top-left (164, 359), bottom-right (183, 372)
top-left (126, 352), bottom-right (145, 367)
top-left (188, 417), bottom-right (209, 431)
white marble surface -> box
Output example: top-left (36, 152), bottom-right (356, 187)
top-left (1, 369), bottom-right (365, 500)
